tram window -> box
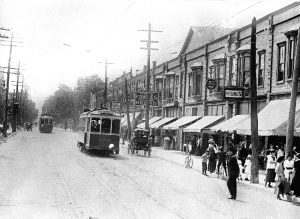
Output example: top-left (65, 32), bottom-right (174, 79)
top-left (91, 118), bottom-right (101, 132)
top-left (45, 119), bottom-right (48, 125)
top-left (87, 118), bottom-right (90, 131)
top-left (112, 120), bottom-right (120, 134)
top-left (49, 119), bottom-right (52, 125)
top-left (101, 118), bottom-right (111, 133)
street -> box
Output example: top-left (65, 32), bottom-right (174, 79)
top-left (0, 128), bottom-right (299, 219)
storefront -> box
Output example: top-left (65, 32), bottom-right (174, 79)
top-left (150, 117), bottom-right (177, 146)
top-left (136, 117), bottom-right (162, 129)
top-left (162, 116), bottom-right (201, 150)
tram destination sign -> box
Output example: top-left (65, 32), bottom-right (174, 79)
top-left (224, 87), bottom-right (244, 100)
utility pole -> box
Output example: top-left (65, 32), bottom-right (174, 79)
top-left (250, 17), bottom-right (259, 184)
top-left (3, 33), bottom-right (13, 137)
top-left (131, 70), bottom-right (138, 131)
top-left (286, 26), bottom-right (300, 157)
top-left (98, 58), bottom-right (114, 108)
top-left (124, 72), bottom-right (131, 141)
top-left (12, 62), bottom-right (20, 132)
top-left (139, 23), bottom-right (162, 130)
top-left (19, 75), bottom-right (24, 128)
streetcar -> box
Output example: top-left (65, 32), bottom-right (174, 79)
top-left (77, 108), bottom-right (123, 154)
top-left (39, 114), bottom-right (54, 133)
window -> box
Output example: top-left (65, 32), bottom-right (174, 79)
top-left (188, 73), bottom-right (192, 97)
top-left (258, 51), bottom-right (265, 87)
top-left (91, 117), bottom-right (101, 132)
top-left (288, 38), bottom-right (296, 79)
top-left (277, 43), bottom-right (286, 82)
top-left (101, 118), bottom-right (111, 133)
top-left (175, 76), bottom-right (179, 99)
top-left (237, 53), bottom-right (250, 87)
top-left (168, 76), bottom-right (174, 98)
top-left (228, 56), bottom-right (236, 86)
top-left (180, 72), bottom-right (183, 98)
top-left (215, 63), bottom-right (225, 92)
top-left (192, 67), bottom-right (203, 96)
top-left (112, 119), bottom-right (120, 134)
top-left (192, 107), bottom-right (198, 116)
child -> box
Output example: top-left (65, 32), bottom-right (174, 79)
top-left (201, 150), bottom-right (209, 175)
top-left (237, 159), bottom-right (244, 180)
top-left (244, 155), bottom-right (252, 181)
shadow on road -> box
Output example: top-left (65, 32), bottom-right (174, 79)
top-left (83, 150), bottom-right (129, 160)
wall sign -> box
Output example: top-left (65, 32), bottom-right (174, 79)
top-left (206, 79), bottom-right (217, 90)
top-left (223, 87), bottom-right (244, 99)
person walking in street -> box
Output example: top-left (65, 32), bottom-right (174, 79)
top-left (244, 155), bottom-right (252, 181)
top-left (201, 150), bottom-right (209, 175)
top-left (226, 146), bottom-right (239, 200)
top-left (290, 153), bottom-right (300, 197)
top-left (265, 149), bottom-right (276, 187)
top-left (238, 141), bottom-right (248, 167)
top-left (195, 137), bottom-right (201, 156)
top-left (217, 146), bottom-right (227, 177)
top-left (208, 140), bottom-right (217, 174)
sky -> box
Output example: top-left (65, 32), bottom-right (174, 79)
top-left (0, 0), bottom-right (297, 110)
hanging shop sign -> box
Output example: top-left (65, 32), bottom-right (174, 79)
top-left (206, 79), bottom-right (217, 90)
top-left (223, 87), bottom-right (244, 100)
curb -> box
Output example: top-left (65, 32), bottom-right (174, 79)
top-left (0, 130), bottom-right (20, 144)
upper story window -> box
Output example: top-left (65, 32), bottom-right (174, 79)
top-left (258, 51), bottom-right (265, 87)
top-left (215, 63), bottom-right (225, 92)
top-left (288, 38), bottom-right (296, 79)
top-left (237, 53), bottom-right (250, 87)
top-left (175, 75), bottom-right (179, 99)
top-left (277, 43), bottom-right (286, 82)
top-left (188, 72), bottom-right (192, 97)
top-left (191, 67), bottom-right (203, 96)
top-left (228, 56), bottom-right (236, 86)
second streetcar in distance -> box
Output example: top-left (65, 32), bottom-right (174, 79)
top-left (39, 114), bottom-right (54, 133)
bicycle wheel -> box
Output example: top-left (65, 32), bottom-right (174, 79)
top-left (188, 157), bottom-right (193, 168)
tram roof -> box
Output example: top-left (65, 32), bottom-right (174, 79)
top-left (80, 108), bottom-right (123, 118)
top-left (40, 114), bottom-right (53, 119)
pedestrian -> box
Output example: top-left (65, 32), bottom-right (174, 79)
top-left (290, 153), bottom-right (300, 197)
top-left (208, 140), bottom-right (217, 174)
top-left (195, 137), bottom-right (201, 156)
top-left (284, 153), bottom-right (294, 183)
top-left (217, 146), bottom-right (227, 177)
top-left (226, 146), bottom-right (239, 200)
top-left (187, 142), bottom-right (192, 155)
top-left (201, 150), bottom-right (209, 175)
top-left (265, 149), bottom-right (276, 187)
top-left (277, 145), bottom-right (285, 159)
top-left (275, 156), bottom-right (286, 200)
top-left (244, 155), bottom-right (252, 181)
top-left (238, 141), bottom-right (248, 166)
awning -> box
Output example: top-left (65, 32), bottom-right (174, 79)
top-left (163, 116), bottom-right (201, 130)
top-left (236, 98), bottom-right (300, 136)
top-left (150, 117), bottom-right (177, 129)
top-left (137, 117), bottom-right (162, 129)
top-left (207, 115), bottom-right (250, 133)
top-left (155, 75), bottom-right (163, 80)
top-left (236, 44), bottom-right (250, 53)
top-left (183, 115), bottom-right (225, 133)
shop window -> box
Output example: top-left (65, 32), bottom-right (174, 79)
top-left (258, 51), bottom-right (265, 87)
top-left (277, 43), bottom-right (286, 82)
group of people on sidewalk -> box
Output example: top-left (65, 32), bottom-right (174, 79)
top-left (195, 138), bottom-right (300, 201)
top-left (264, 147), bottom-right (300, 200)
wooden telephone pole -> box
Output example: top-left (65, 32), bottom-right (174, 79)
top-left (286, 26), bottom-right (300, 157)
top-left (250, 17), bottom-right (259, 184)
top-left (139, 23), bottom-right (162, 130)
top-left (98, 58), bottom-right (114, 108)
top-left (124, 72), bottom-right (131, 140)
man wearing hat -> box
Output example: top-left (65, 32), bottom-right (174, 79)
top-left (227, 146), bottom-right (239, 200)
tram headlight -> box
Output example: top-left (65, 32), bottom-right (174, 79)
top-left (109, 144), bottom-right (114, 149)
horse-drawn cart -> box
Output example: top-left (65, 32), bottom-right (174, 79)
top-left (128, 128), bottom-right (151, 157)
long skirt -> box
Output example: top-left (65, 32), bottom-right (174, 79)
top-left (208, 158), bottom-right (216, 173)
top-left (265, 169), bottom-right (276, 183)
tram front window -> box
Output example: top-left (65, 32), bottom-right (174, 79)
top-left (112, 120), bottom-right (120, 134)
top-left (91, 118), bottom-right (100, 132)
top-left (101, 118), bottom-right (111, 133)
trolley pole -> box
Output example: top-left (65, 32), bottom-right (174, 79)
top-left (139, 23), bottom-right (162, 130)
top-left (250, 17), bottom-right (259, 184)
top-left (286, 26), bottom-right (300, 157)
top-left (3, 33), bottom-right (13, 137)
top-left (98, 58), bottom-right (114, 108)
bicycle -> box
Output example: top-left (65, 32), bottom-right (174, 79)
top-left (184, 154), bottom-right (193, 168)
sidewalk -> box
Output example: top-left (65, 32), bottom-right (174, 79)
top-left (121, 140), bottom-right (300, 204)
top-left (150, 146), bottom-right (300, 204)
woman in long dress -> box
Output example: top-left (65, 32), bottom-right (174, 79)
top-left (291, 154), bottom-right (300, 197)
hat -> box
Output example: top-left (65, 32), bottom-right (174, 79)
top-left (247, 155), bottom-right (251, 158)
top-left (270, 149), bottom-right (275, 153)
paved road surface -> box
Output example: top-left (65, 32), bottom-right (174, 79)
top-left (0, 128), bottom-right (299, 218)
